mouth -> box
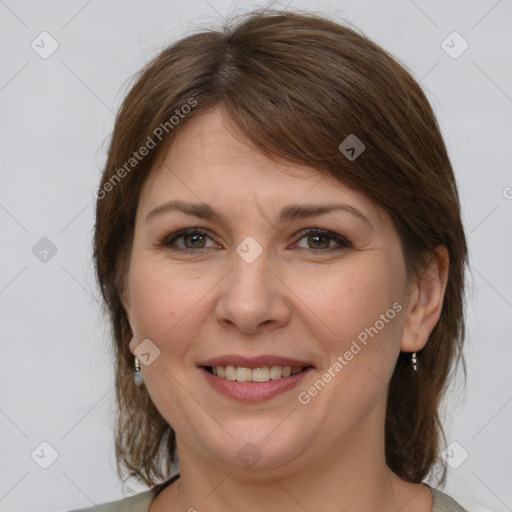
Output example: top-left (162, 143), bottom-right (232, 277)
top-left (197, 357), bottom-right (315, 402)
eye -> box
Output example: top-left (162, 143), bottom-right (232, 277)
top-left (294, 228), bottom-right (352, 251)
top-left (162, 228), bottom-right (216, 253)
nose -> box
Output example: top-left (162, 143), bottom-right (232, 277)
top-left (213, 246), bottom-right (291, 334)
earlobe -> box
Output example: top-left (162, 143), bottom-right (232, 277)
top-left (400, 245), bottom-right (449, 353)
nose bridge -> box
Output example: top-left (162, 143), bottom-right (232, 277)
top-left (214, 236), bottom-right (289, 332)
top-left (230, 237), bottom-right (272, 300)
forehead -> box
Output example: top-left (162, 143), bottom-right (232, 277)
top-left (138, 108), bottom-right (383, 225)
top-left (146, 108), bottom-right (319, 191)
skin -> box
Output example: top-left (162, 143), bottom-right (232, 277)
top-left (123, 107), bottom-right (449, 512)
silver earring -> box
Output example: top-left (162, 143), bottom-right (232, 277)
top-left (134, 356), bottom-right (144, 386)
top-left (411, 352), bottom-right (419, 372)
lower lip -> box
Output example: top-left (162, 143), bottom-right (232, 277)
top-left (200, 367), bottom-right (314, 403)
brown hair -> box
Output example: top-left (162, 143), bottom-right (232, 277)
top-left (93, 9), bottom-right (468, 488)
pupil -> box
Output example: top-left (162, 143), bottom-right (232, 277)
top-left (310, 235), bottom-right (328, 249)
top-left (186, 234), bottom-right (204, 248)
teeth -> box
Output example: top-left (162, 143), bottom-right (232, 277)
top-left (208, 365), bottom-right (305, 382)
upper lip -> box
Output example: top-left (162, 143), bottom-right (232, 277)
top-left (198, 355), bottom-right (314, 369)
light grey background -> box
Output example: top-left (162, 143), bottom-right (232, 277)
top-left (1, 1), bottom-right (511, 511)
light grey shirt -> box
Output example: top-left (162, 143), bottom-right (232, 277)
top-left (66, 483), bottom-right (469, 512)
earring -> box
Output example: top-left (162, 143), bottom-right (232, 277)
top-left (411, 352), bottom-right (419, 372)
top-left (133, 355), bottom-right (144, 386)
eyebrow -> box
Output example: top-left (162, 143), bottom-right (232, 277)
top-left (145, 200), bottom-right (372, 227)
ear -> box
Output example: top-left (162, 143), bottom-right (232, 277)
top-left (400, 245), bottom-right (449, 353)
top-left (120, 281), bottom-right (136, 356)
top-left (121, 284), bottom-right (131, 318)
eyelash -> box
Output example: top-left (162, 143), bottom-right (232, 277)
top-left (160, 228), bottom-right (352, 254)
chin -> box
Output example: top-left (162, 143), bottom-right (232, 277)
top-left (193, 421), bottom-right (310, 473)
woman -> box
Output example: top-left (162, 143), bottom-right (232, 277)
top-left (70, 9), bottom-right (469, 512)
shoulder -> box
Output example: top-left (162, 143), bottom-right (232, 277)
top-left (65, 488), bottom-right (155, 512)
top-left (431, 487), bottom-right (469, 512)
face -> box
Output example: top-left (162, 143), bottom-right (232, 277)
top-left (124, 107), bottom-right (415, 475)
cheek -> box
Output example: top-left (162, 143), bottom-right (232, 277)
top-left (305, 260), bottom-right (402, 336)
top-left (127, 258), bottom-right (205, 415)
top-left (296, 258), bottom-right (406, 381)
top-left (127, 257), bottom-right (196, 356)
